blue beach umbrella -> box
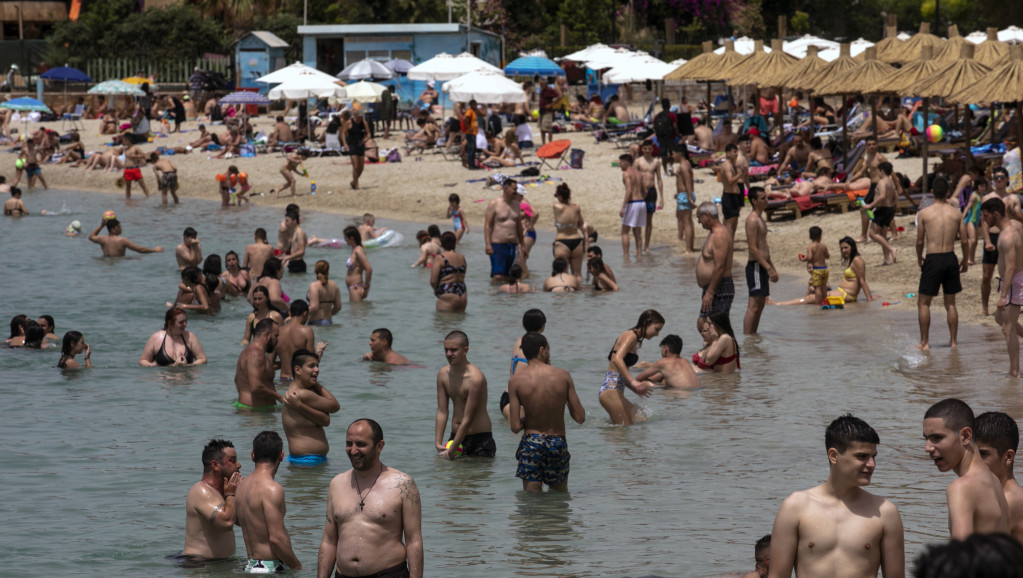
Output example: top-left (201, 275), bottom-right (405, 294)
top-left (504, 55), bottom-right (565, 78)
top-left (40, 66), bottom-right (92, 83)
top-left (0, 97), bottom-right (53, 113)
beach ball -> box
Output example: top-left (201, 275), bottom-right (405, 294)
top-left (70, 220), bottom-right (82, 231)
top-left (531, 109), bottom-right (539, 119)
top-left (15, 159), bottom-right (24, 170)
top-left (445, 440), bottom-right (464, 454)
top-left (103, 210), bottom-right (117, 221)
top-left (926, 125), bottom-right (943, 143)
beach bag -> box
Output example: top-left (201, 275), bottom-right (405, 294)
top-left (520, 167), bottom-right (540, 177)
top-left (653, 111), bottom-right (673, 139)
top-left (386, 148), bottom-right (401, 163)
top-left (239, 144), bottom-right (255, 158)
top-left (487, 113), bottom-right (502, 137)
top-left (570, 148), bottom-right (585, 169)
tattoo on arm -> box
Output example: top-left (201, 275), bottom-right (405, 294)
top-left (395, 475), bottom-right (421, 507)
top-left (209, 504), bottom-right (222, 524)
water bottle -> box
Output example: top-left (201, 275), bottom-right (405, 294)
top-left (310, 181), bottom-right (317, 195)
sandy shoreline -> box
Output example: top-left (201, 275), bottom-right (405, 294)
top-left (9, 114), bottom-right (1000, 332)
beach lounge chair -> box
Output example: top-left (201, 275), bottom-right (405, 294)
top-left (61, 104), bottom-right (86, 133)
top-left (537, 139), bottom-right (572, 171)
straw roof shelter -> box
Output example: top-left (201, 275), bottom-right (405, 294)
top-left (974, 28), bottom-right (1009, 68)
top-left (890, 22), bottom-right (944, 64)
top-left (870, 26), bottom-right (905, 64)
top-left (698, 41), bottom-right (754, 82)
top-left (814, 46), bottom-right (896, 96)
top-left (904, 44), bottom-right (992, 99)
top-left (949, 44), bottom-right (1023, 149)
top-left (802, 44), bottom-right (859, 93)
top-left (727, 39), bottom-right (798, 87)
top-left (868, 45), bottom-right (942, 94)
top-left (764, 45), bottom-right (827, 88)
top-left (935, 26), bottom-right (970, 65)
top-left (663, 41), bottom-right (715, 81)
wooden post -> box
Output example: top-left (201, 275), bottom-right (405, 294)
top-left (777, 16), bottom-right (787, 39)
top-left (560, 24), bottom-right (567, 47)
top-left (665, 18), bottom-right (675, 46)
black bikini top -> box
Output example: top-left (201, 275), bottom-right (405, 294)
top-left (608, 348), bottom-right (639, 367)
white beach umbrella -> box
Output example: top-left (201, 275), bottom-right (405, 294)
top-left (344, 80), bottom-right (388, 103)
top-left (999, 26), bottom-right (1023, 45)
top-left (604, 58), bottom-right (674, 83)
top-left (896, 31), bottom-right (912, 40)
top-left (267, 71), bottom-right (346, 100)
top-left (585, 48), bottom-right (645, 70)
top-left (336, 58), bottom-right (394, 81)
top-left (257, 61), bottom-right (337, 85)
top-left (965, 31), bottom-right (988, 45)
top-left (783, 35), bottom-right (840, 58)
top-left (714, 37), bottom-right (769, 55)
top-left (818, 38), bottom-right (873, 62)
top-left (562, 43), bottom-right (614, 62)
top-left (408, 52), bottom-right (502, 82)
top-left (442, 70), bottom-right (525, 103)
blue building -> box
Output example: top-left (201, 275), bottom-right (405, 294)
top-left (234, 31), bottom-right (289, 91)
top-left (297, 23), bottom-right (503, 76)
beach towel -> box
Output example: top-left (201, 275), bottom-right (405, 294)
top-left (793, 196), bottom-right (821, 212)
top-left (843, 188), bottom-right (869, 202)
top-left (1006, 147), bottom-right (1022, 194)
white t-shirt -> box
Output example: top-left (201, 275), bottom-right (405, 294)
top-left (515, 123), bottom-right (533, 144)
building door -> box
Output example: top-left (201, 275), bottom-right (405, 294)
top-left (317, 38), bottom-right (344, 74)
top-left (238, 49), bottom-right (268, 89)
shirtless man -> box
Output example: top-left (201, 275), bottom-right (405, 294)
top-left (435, 331), bottom-right (494, 459)
top-left (120, 134), bottom-right (150, 199)
top-left (744, 187), bottom-right (779, 334)
top-left (984, 197), bottom-right (1023, 376)
top-left (633, 334), bottom-right (700, 389)
top-left (507, 332), bottom-right (585, 492)
top-left (235, 431), bottom-right (302, 573)
top-left (974, 411), bottom-right (1023, 543)
top-left (715, 120), bottom-right (738, 152)
top-left (779, 132), bottom-right (811, 174)
top-left (484, 179), bottom-right (525, 282)
top-left (863, 162), bottom-right (898, 265)
top-left (981, 168), bottom-right (1021, 314)
top-left (747, 128), bottom-right (771, 165)
top-left (278, 211), bottom-right (308, 274)
top-left (619, 154), bottom-right (646, 259)
top-left (768, 414), bottom-right (904, 578)
top-left (923, 398), bottom-right (1010, 539)
top-left (743, 535), bottom-right (771, 578)
top-left (3, 187), bottom-right (28, 216)
top-left (234, 318), bottom-right (283, 411)
top-left (88, 218), bottom-right (163, 257)
top-left (849, 137), bottom-right (887, 242)
top-left (362, 328), bottom-right (410, 365)
top-left (714, 145), bottom-right (744, 237)
top-left (805, 136), bottom-right (833, 175)
top-left (693, 118), bottom-right (714, 151)
top-left (317, 419), bottom-right (423, 578)
top-left (183, 439), bottom-right (243, 560)
top-left (269, 116), bottom-right (294, 148)
top-left (244, 228), bottom-right (274, 280)
top-left (276, 300), bottom-right (327, 381)
top-left (633, 141), bottom-right (664, 253)
top-left (149, 152), bottom-right (179, 205)
top-left (283, 348), bottom-right (340, 464)
top-left (916, 176), bottom-right (964, 350)
top-left (603, 94), bottom-right (629, 123)
top-left (176, 227), bottom-right (202, 270)
top-left (696, 202), bottom-right (734, 332)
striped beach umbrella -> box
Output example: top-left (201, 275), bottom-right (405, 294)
top-left (88, 80), bottom-right (144, 96)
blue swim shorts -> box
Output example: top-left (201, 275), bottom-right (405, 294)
top-left (288, 454), bottom-right (327, 465)
top-left (515, 433), bottom-right (570, 486)
top-left (489, 242), bottom-right (518, 278)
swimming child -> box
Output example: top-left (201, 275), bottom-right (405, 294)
top-left (633, 334), bottom-right (700, 389)
top-left (216, 165), bottom-right (250, 206)
top-left (447, 193), bottom-right (469, 243)
top-left (802, 225), bottom-right (830, 305)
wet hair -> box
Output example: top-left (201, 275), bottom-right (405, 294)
top-left (755, 535), bottom-right (772, 564)
top-left (925, 398), bottom-right (975, 433)
top-left (105, 219), bottom-right (120, 232)
top-left (315, 260), bottom-right (330, 286)
top-left (260, 257), bottom-right (282, 280)
top-left (440, 231), bottom-right (457, 251)
top-left (521, 331), bottom-right (548, 360)
top-left (552, 257), bottom-right (568, 274)
top-left (253, 317), bottom-right (277, 337)
top-left (23, 320), bottom-right (45, 348)
top-left (839, 236), bottom-right (860, 265)
top-left (618, 153), bottom-right (634, 164)
top-left (824, 414), bottom-right (880, 453)
top-left (372, 328), bottom-right (393, 347)
top-left (58, 330), bottom-right (83, 368)
top-left (291, 347), bottom-right (318, 372)
top-left (809, 226), bottom-right (823, 241)
top-left (39, 314), bottom-right (54, 333)
top-left (201, 438), bottom-right (235, 473)
top-left (289, 299), bottom-right (309, 318)
top-left (660, 334), bottom-right (683, 355)
top-left (632, 309), bottom-right (665, 345)
top-left (350, 418), bottom-right (384, 444)
top-left (523, 309), bottom-right (546, 332)
top-left (163, 307), bottom-right (186, 330)
top-left (707, 310), bottom-right (738, 356)
top-left (252, 431), bottom-right (283, 464)
top-left (747, 186), bottom-right (765, 202)
top-left (255, 227), bottom-right (267, 241)
top-left (588, 256), bottom-right (608, 276)
top-left (974, 412), bottom-right (1019, 458)
top-left (932, 175), bottom-right (950, 199)
top-left (912, 533), bottom-right (1023, 578)
top-left (587, 246), bottom-right (603, 257)
top-left (697, 201), bottom-right (719, 220)
top-left (285, 210), bottom-right (300, 224)
top-left (181, 266), bottom-right (202, 286)
top-left (725, 144), bottom-right (738, 153)
top-left (427, 224), bottom-right (441, 238)
top-left (416, 230), bottom-right (430, 244)
top-left (344, 226), bottom-right (362, 246)
top-left (449, 193), bottom-right (460, 204)
top-left (287, 203), bottom-right (301, 215)
top-left (444, 330), bottom-right (468, 347)
top-left (183, 227), bottom-right (197, 239)
top-left (508, 263), bottom-right (523, 281)
top-left (982, 197), bottom-right (1006, 217)
top-left (251, 286), bottom-right (271, 312)
top-left (555, 183), bottom-right (571, 202)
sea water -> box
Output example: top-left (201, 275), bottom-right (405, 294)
top-left (0, 189), bottom-right (1019, 577)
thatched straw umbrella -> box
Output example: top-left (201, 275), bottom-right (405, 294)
top-left (759, 45), bottom-right (828, 135)
top-left (869, 45), bottom-right (942, 94)
top-left (803, 44), bottom-right (860, 166)
top-left (974, 28), bottom-right (1010, 68)
top-left (692, 41), bottom-right (749, 125)
top-left (726, 39), bottom-right (799, 134)
top-left (664, 41), bottom-right (715, 81)
top-left (664, 41), bottom-right (740, 121)
top-left (904, 43), bottom-right (992, 174)
top-left (869, 26), bottom-right (905, 64)
top-left (935, 25), bottom-right (969, 65)
top-left (948, 44), bottom-right (1023, 153)
top-left (891, 22), bottom-right (944, 65)
top-left (814, 47), bottom-right (897, 142)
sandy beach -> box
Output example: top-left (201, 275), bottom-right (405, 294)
top-left (10, 111), bottom-right (998, 331)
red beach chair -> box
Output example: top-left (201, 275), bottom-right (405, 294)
top-left (537, 139), bottom-right (572, 171)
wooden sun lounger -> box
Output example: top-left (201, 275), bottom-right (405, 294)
top-left (765, 199), bottom-right (802, 221)
top-left (809, 192), bottom-right (853, 213)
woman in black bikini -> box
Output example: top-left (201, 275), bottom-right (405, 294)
top-left (139, 307), bottom-right (206, 367)
top-left (221, 250), bottom-right (250, 298)
top-left (601, 309), bottom-right (664, 425)
top-left (343, 109), bottom-right (370, 190)
top-left (542, 258), bottom-right (580, 292)
top-left (241, 286), bottom-right (284, 345)
top-left (57, 330), bottom-right (90, 369)
top-left (430, 231), bottom-right (467, 312)
top-left (552, 184), bottom-right (587, 277)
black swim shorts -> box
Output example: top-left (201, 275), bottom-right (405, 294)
top-left (721, 192), bottom-right (743, 221)
top-left (872, 206), bottom-right (895, 228)
top-left (983, 232), bottom-right (1000, 265)
top-left (919, 252), bottom-right (962, 297)
top-left (746, 261), bottom-right (770, 297)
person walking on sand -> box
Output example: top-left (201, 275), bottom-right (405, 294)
top-left (983, 197), bottom-right (1023, 376)
top-left (274, 150), bottom-right (306, 198)
top-left (849, 136), bottom-right (888, 243)
top-left (149, 152), bottom-right (179, 205)
top-left (862, 162), bottom-right (899, 265)
top-left (916, 176), bottom-right (964, 351)
top-left (673, 147), bottom-right (696, 253)
top-left (343, 109), bottom-right (370, 189)
top-left (744, 187), bottom-right (778, 334)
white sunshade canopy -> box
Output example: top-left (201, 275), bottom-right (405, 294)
top-left (783, 35), bottom-right (840, 58)
top-left (714, 37), bottom-right (770, 55)
top-left (257, 61), bottom-right (337, 85)
top-left (267, 71), bottom-right (346, 100)
top-left (442, 70), bottom-right (526, 104)
top-left (604, 58), bottom-right (674, 83)
top-left (408, 52), bottom-right (503, 82)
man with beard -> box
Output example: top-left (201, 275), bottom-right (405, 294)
top-left (183, 439), bottom-right (243, 560)
top-left (234, 318), bottom-right (282, 411)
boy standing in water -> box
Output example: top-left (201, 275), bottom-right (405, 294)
top-left (973, 411), bottom-right (1023, 544)
top-left (282, 349), bottom-right (340, 464)
top-left (768, 414), bottom-right (904, 578)
top-left (801, 226), bottom-right (830, 305)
